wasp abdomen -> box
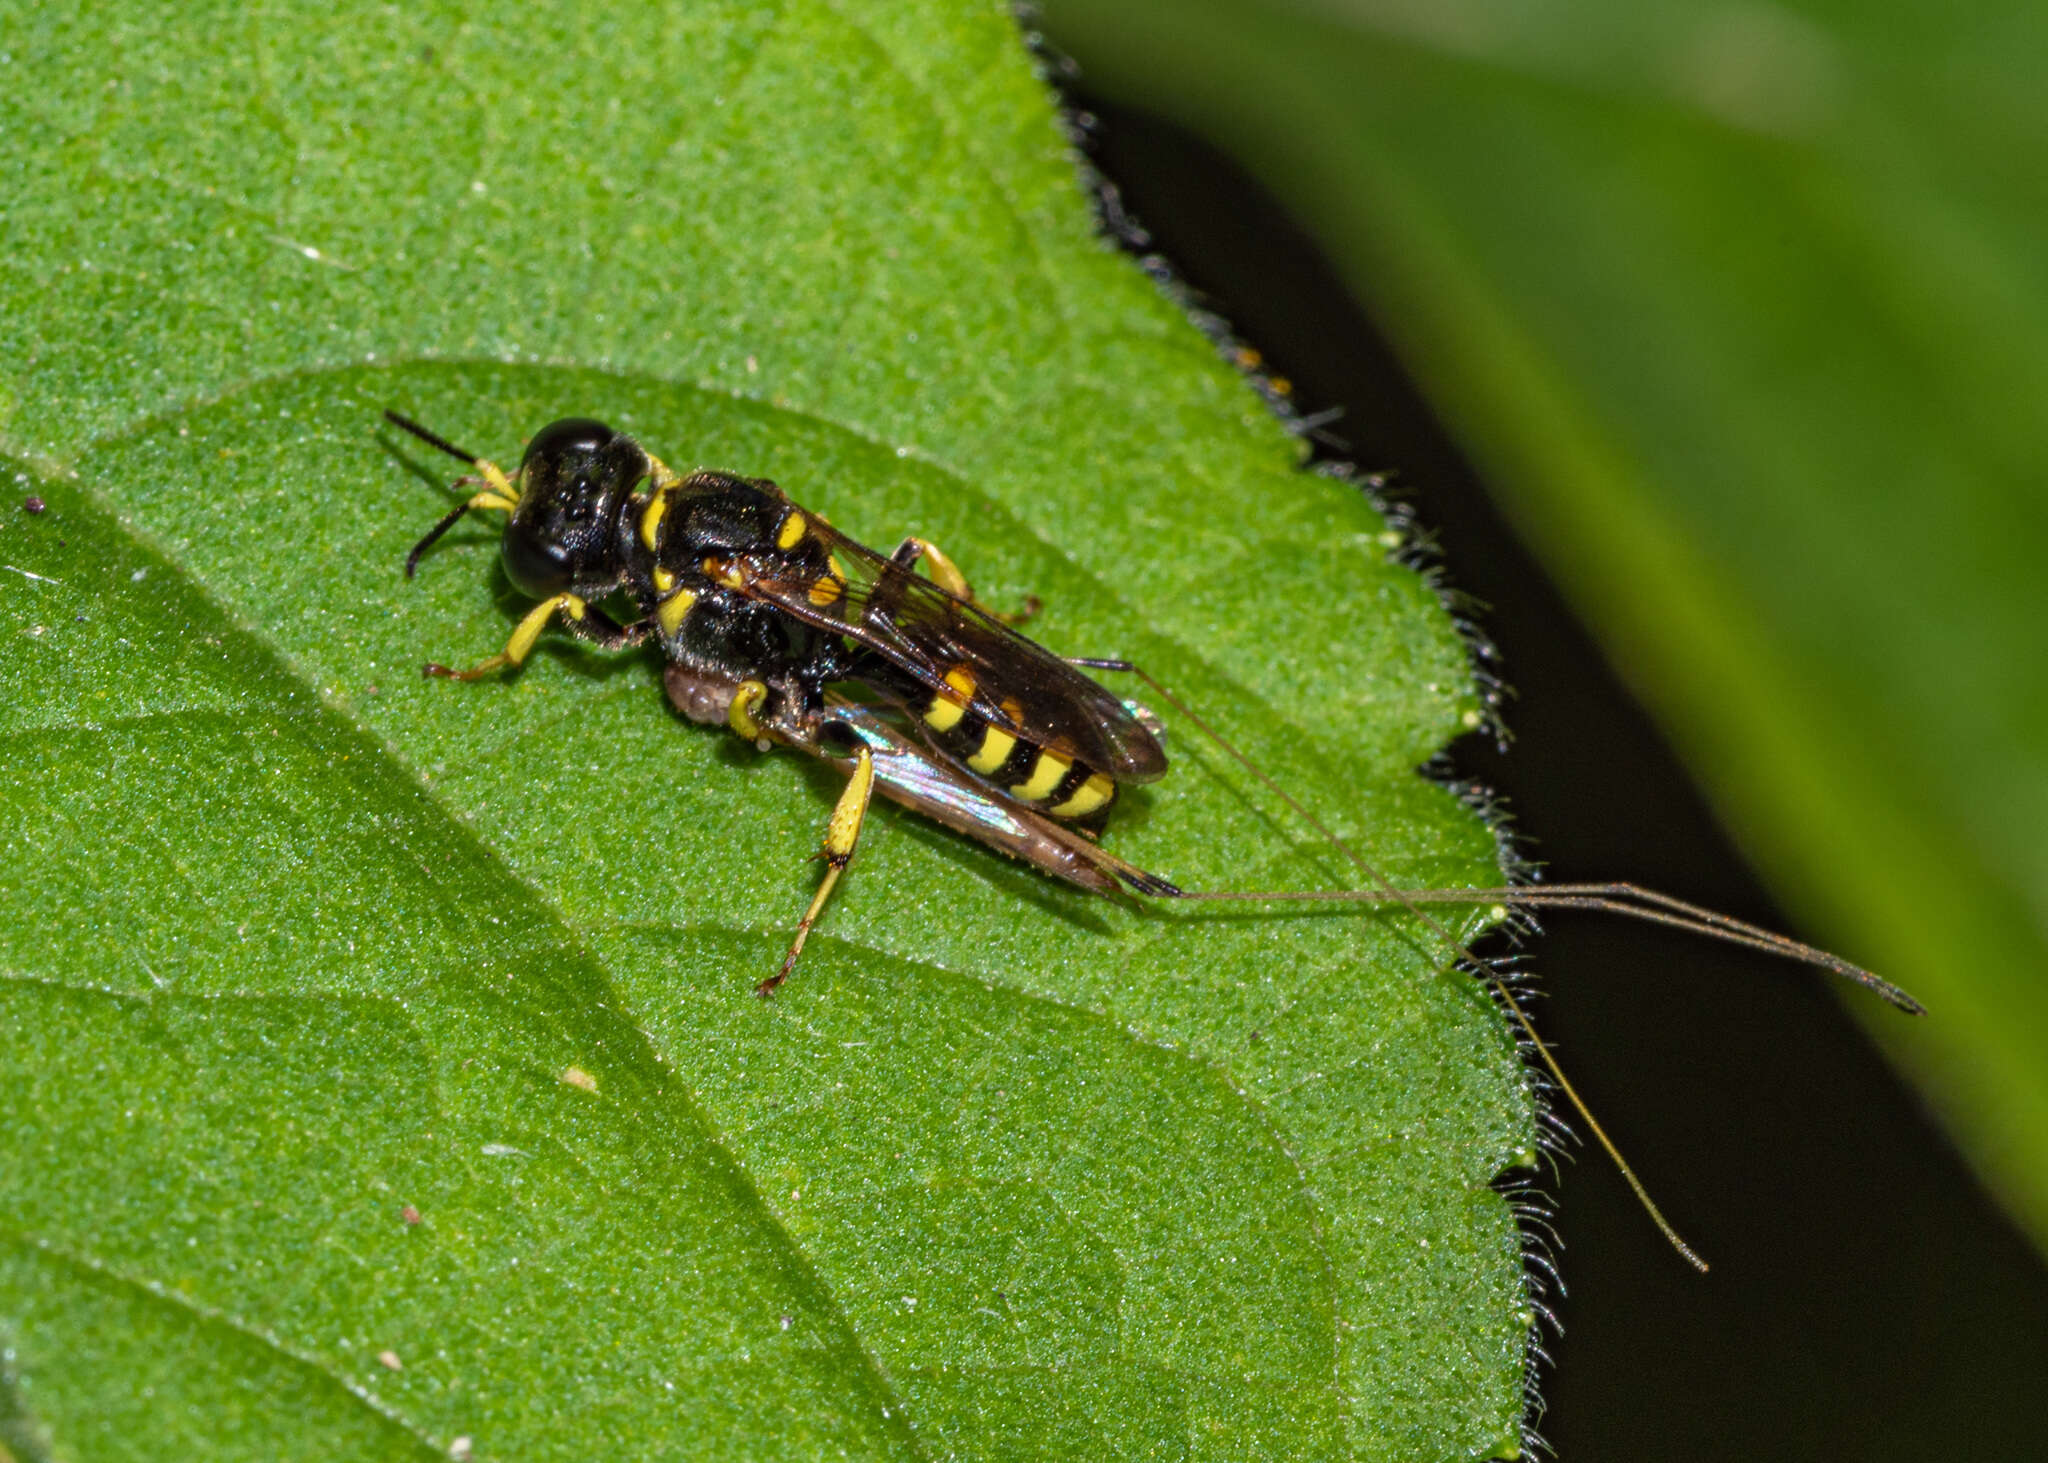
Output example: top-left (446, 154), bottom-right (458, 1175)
top-left (919, 667), bottom-right (1118, 821)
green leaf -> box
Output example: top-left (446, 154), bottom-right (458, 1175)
top-left (1041, 0), bottom-right (2048, 1250)
top-left (0, 2), bottom-right (1531, 1459)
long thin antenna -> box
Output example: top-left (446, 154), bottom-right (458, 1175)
top-left (385, 410), bottom-right (519, 578)
top-left (384, 409), bottom-right (482, 466)
top-left (401, 502), bottom-right (476, 579)
top-left (1081, 660), bottom-right (1918, 1271)
top-left (1179, 885), bottom-right (1922, 1015)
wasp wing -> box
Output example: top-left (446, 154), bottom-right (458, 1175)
top-left (738, 525), bottom-right (1167, 783)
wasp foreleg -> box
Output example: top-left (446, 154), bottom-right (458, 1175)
top-left (757, 740), bottom-right (876, 997)
top-left (424, 599), bottom-right (650, 679)
top-left (387, 410), bottom-right (522, 579)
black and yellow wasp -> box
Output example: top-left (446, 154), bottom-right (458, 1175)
top-left (389, 409), bottom-right (1921, 1268)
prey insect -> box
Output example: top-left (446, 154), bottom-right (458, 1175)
top-left (387, 409), bottom-right (1922, 1271)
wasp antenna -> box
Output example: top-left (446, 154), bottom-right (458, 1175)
top-left (1100, 663), bottom-right (1920, 1010)
top-left (1098, 658), bottom-right (1730, 1270)
top-left (1107, 656), bottom-right (1926, 1262)
top-left (1175, 884), bottom-right (1922, 1015)
top-left (1496, 978), bottom-right (1710, 1272)
top-left (384, 409), bottom-right (483, 466)
top-left (1488, 885), bottom-right (1923, 1013)
top-left (405, 499), bottom-right (479, 579)
top-left (388, 411), bottom-right (523, 578)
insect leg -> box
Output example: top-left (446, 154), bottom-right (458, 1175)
top-left (757, 740), bottom-right (876, 996)
top-left (727, 679), bottom-right (771, 744)
top-left (424, 592), bottom-right (589, 680)
top-left (889, 537), bottom-right (1041, 625)
top-left (385, 410), bottom-right (521, 577)
top-left (557, 605), bottom-right (653, 653)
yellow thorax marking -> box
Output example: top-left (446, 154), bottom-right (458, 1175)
top-left (777, 511), bottom-right (808, 550)
top-left (657, 586), bottom-right (698, 636)
top-left (703, 557), bottom-right (744, 590)
top-left (1048, 771), bottom-right (1115, 819)
top-left (639, 493), bottom-right (667, 552)
top-left (651, 565), bottom-right (676, 593)
top-left (1010, 750), bottom-right (1071, 803)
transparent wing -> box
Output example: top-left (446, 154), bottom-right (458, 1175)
top-left (738, 525), bottom-right (1167, 783)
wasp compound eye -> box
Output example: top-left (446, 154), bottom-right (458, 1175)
top-left (500, 516), bottom-right (576, 599)
top-left (519, 417), bottom-right (617, 474)
top-left (499, 418), bottom-right (647, 598)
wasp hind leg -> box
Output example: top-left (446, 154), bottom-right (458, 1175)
top-left (425, 599), bottom-right (652, 680)
top-left (758, 741), bottom-right (876, 996)
top-left (889, 537), bottom-right (1041, 626)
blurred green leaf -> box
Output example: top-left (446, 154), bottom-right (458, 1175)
top-left (1042, 0), bottom-right (2048, 1247)
top-left (0, 2), bottom-right (1531, 1458)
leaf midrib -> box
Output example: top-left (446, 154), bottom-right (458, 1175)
top-left (34, 363), bottom-right (1386, 1454)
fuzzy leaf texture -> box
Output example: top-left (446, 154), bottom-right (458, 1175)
top-left (0, 3), bottom-right (1533, 1460)
top-left (1042, 0), bottom-right (2048, 1253)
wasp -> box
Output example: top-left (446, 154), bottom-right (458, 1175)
top-left (387, 409), bottom-right (1921, 1270)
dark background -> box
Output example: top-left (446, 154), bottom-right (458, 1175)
top-left (1071, 92), bottom-right (2048, 1459)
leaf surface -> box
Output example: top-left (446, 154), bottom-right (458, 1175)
top-left (0, 2), bottom-right (1530, 1458)
top-left (1042, 0), bottom-right (2048, 1249)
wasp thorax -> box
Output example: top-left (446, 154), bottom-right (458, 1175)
top-left (501, 417), bottom-right (650, 598)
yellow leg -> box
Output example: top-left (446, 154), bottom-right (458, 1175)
top-left (727, 679), bottom-right (770, 742)
top-left (425, 593), bottom-right (585, 680)
top-left (467, 457), bottom-right (519, 504)
top-left (898, 536), bottom-right (973, 599)
top-left (893, 537), bottom-right (1040, 626)
top-left (758, 744), bottom-right (875, 996)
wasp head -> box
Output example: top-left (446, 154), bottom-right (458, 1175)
top-left (500, 418), bottom-right (649, 598)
